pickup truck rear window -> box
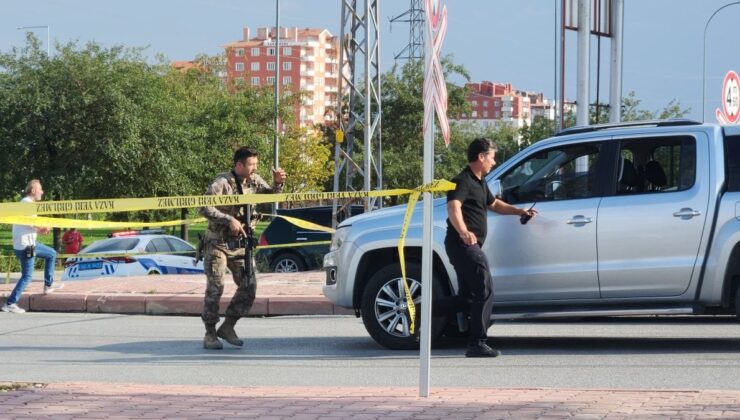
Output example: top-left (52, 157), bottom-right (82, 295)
top-left (725, 135), bottom-right (740, 192)
top-left (616, 136), bottom-right (695, 195)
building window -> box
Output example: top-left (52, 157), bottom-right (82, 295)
top-left (267, 76), bottom-right (276, 85)
top-left (483, 100), bottom-right (489, 107)
top-left (283, 61), bottom-right (292, 71)
top-left (472, 100), bottom-right (478, 106)
top-left (283, 76), bottom-right (292, 85)
top-left (495, 101), bottom-right (500, 107)
top-left (267, 62), bottom-right (276, 71)
top-left (251, 77), bottom-right (260, 86)
top-left (235, 62), bottom-right (244, 72)
top-left (472, 111), bottom-right (478, 118)
top-left (267, 48), bottom-right (276, 56)
top-left (235, 48), bottom-right (244, 57)
top-left (483, 111), bottom-right (489, 118)
top-left (251, 48), bottom-right (260, 56)
top-left (283, 47), bottom-right (292, 56)
top-left (251, 62), bottom-right (260, 71)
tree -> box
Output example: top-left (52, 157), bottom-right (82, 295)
top-left (0, 35), bottom-right (304, 223)
top-left (519, 117), bottom-right (556, 148)
top-left (278, 126), bottom-right (334, 199)
top-left (379, 57), bottom-right (471, 196)
top-left (563, 90), bottom-right (692, 128)
top-left (0, 36), bottom-right (181, 204)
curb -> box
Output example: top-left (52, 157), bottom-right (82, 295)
top-left (4, 292), bottom-right (354, 316)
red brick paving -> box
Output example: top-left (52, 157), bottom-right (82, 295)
top-left (4, 273), bottom-right (740, 418)
top-left (0, 271), bottom-right (330, 316)
top-left (1, 382), bottom-right (739, 419)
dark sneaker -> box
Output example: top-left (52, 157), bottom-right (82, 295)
top-left (465, 342), bottom-right (501, 358)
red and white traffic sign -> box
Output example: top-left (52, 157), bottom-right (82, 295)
top-left (721, 71), bottom-right (740, 124)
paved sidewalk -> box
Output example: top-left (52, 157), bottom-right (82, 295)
top-left (0, 271), bottom-right (345, 316)
top-left (2, 382), bottom-right (739, 419)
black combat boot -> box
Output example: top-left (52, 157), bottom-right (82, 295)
top-left (203, 323), bottom-right (223, 350)
top-left (465, 341), bottom-right (501, 358)
top-left (217, 316), bottom-right (244, 347)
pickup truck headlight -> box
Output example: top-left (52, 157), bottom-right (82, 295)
top-left (330, 226), bottom-right (350, 251)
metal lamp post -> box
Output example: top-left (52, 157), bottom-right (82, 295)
top-left (702, 1), bottom-right (740, 122)
top-left (17, 25), bottom-right (50, 56)
top-left (273, 0), bottom-right (281, 213)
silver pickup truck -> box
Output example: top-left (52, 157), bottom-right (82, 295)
top-left (323, 120), bottom-right (740, 349)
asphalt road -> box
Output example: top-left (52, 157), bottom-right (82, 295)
top-left (1, 313), bottom-right (739, 390)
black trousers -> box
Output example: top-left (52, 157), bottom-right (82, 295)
top-left (445, 238), bottom-right (495, 345)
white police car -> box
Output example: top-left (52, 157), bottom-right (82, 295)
top-left (62, 232), bottom-right (204, 280)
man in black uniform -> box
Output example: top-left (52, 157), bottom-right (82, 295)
top-left (445, 138), bottom-right (537, 357)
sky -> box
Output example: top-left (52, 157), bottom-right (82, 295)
top-left (3, 0), bottom-right (740, 123)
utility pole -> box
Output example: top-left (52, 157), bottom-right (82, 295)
top-left (273, 0), bottom-right (281, 213)
top-left (390, 0), bottom-right (424, 61)
top-left (332, 0), bottom-right (382, 226)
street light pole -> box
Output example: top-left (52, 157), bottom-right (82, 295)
top-left (702, 1), bottom-right (740, 122)
top-left (17, 25), bottom-right (50, 56)
top-left (273, 0), bottom-right (281, 213)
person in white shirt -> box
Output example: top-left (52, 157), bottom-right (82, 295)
top-left (2, 180), bottom-right (63, 314)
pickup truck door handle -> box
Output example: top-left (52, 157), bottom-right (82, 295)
top-left (673, 208), bottom-right (701, 219)
top-left (566, 215), bottom-right (592, 224)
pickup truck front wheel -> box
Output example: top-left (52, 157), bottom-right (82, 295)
top-left (360, 262), bottom-right (448, 350)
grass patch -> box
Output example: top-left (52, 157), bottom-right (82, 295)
top-left (0, 382), bottom-right (42, 392)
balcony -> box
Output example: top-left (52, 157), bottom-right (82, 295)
top-left (300, 69), bottom-right (315, 77)
top-left (325, 85), bottom-right (338, 93)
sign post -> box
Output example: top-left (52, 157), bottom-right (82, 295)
top-left (420, 0), bottom-right (448, 398)
top-left (716, 70), bottom-right (740, 124)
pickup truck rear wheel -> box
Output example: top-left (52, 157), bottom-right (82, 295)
top-left (360, 262), bottom-right (448, 350)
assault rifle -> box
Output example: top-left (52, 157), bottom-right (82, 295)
top-left (230, 170), bottom-right (256, 281)
top-left (240, 203), bottom-right (256, 279)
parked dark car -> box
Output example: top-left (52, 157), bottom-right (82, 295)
top-left (257, 205), bottom-right (364, 272)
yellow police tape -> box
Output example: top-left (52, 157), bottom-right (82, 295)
top-left (0, 213), bottom-right (332, 233)
top-left (0, 180), bottom-right (457, 335)
top-left (0, 189), bottom-right (413, 218)
top-left (397, 180), bottom-right (456, 334)
top-left (0, 215), bottom-right (207, 229)
top-left (1, 240), bottom-right (332, 263)
top-left (268, 215), bottom-right (335, 234)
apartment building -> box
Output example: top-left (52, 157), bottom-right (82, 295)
top-left (459, 81), bottom-right (557, 130)
top-left (224, 26), bottom-right (341, 127)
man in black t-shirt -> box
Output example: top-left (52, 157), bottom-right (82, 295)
top-left (446, 138), bottom-right (537, 358)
